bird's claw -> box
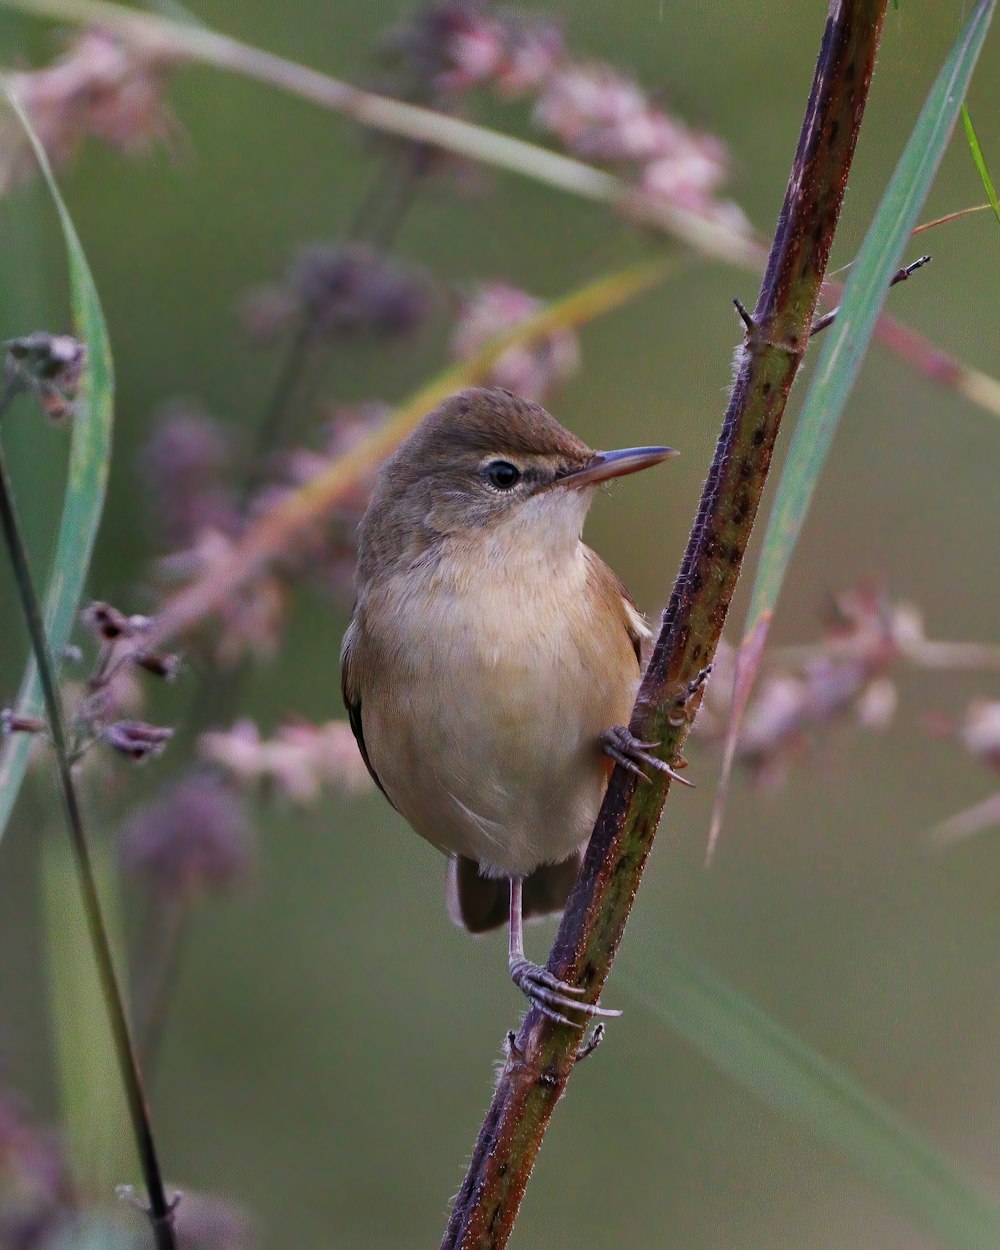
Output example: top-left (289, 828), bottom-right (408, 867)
top-left (509, 958), bottom-right (621, 1028)
top-left (601, 725), bottom-right (695, 788)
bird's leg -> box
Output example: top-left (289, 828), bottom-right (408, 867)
top-left (508, 878), bottom-right (621, 1028)
top-left (601, 724), bottom-right (695, 787)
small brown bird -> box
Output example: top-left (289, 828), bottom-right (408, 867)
top-left (341, 387), bottom-right (680, 1024)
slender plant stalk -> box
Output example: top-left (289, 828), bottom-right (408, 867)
top-left (440, 3), bottom-right (888, 1246)
top-left (0, 438), bottom-right (177, 1250)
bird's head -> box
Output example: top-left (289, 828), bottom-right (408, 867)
top-left (357, 387), bottom-right (677, 574)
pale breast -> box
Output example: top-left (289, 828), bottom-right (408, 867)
top-left (350, 537), bottom-right (642, 878)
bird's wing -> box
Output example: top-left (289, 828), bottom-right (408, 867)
top-left (583, 548), bottom-right (651, 668)
top-left (619, 580), bottom-right (651, 668)
top-left (340, 613), bottom-right (396, 807)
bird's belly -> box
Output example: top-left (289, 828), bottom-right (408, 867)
top-left (363, 586), bottom-right (636, 877)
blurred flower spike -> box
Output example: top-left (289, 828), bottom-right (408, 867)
top-left (451, 282), bottom-right (580, 403)
top-left (422, 3), bottom-right (564, 98)
top-left (384, 2), bottom-right (742, 225)
top-left (696, 587), bottom-right (914, 788)
top-left (200, 718), bottom-right (374, 803)
top-left (3, 332), bottom-right (85, 422)
top-left (119, 771), bottom-right (255, 900)
top-left (0, 29), bottom-right (182, 193)
top-left (241, 243), bottom-right (431, 345)
top-left (958, 701), bottom-right (1000, 773)
top-left (139, 403), bottom-right (241, 551)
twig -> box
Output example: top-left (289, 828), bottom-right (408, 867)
top-left (440, 3), bottom-right (888, 1246)
top-left (0, 434), bottom-right (177, 1250)
top-left (811, 256), bottom-right (931, 335)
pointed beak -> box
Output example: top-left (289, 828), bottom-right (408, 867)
top-left (558, 444), bottom-right (679, 488)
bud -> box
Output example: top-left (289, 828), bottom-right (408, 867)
top-left (0, 709), bottom-right (47, 736)
top-left (3, 332), bottom-right (85, 422)
top-left (103, 720), bottom-right (174, 761)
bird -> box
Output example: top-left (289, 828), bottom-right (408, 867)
top-left (341, 387), bottom-right (680, 1025)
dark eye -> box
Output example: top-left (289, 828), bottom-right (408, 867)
top-left (485, 460), bottom-right (521, 491)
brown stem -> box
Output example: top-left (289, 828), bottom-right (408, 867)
top-left (440, 3), bottom-right (888, 1247)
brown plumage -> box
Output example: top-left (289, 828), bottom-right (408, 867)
top-left (341, 387), bottom-right (676, 1022)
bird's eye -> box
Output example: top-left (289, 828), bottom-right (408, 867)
top-left (485, 460), bottom-right (522, 491)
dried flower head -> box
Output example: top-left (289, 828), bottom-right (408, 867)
top-left (80, 600), bottom-right (148, 643)
top-left (119, 771), bottom-right (254, 898)
top-left (0, 710), bottom-right (47, 737)
top-left (450, 282), bottom-right (580, 402)
top-left (3, 332), bottom-right (85, 422)
top-left (241, 244), bottom-right (430, 345)
top-left (103, 719), bottom-right (174, 762)
top-left (0, 29), bottom-right (181, 192)
top-left (199, 718), bottom-right (373, 803)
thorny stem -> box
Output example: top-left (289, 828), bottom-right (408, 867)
top-left (440, 3), bottom-right (889, 1247)
top-left (0, 436), bottom-right (177, 1250)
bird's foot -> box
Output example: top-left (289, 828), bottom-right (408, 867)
top-left (600, 725), bottom-right (695, 787)
top-left (509, 958), bottom-right (621, 1029)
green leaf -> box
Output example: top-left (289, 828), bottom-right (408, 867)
top-left (0, 86), bottom-right (114, 843)
top-left (630, 948), bottom-right (1000, 1250)
top-left (960, 104), bottom-right (1000, 227)
top-left (707, 0), bottom-right (996, 856)
top-left (42, 834), bottom-right (131, 1198)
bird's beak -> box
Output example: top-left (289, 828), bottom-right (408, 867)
top-left (558, 445), bottom-right (679, 488)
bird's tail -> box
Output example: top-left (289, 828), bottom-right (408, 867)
top-left (446, 851), bottom-right (584, 934)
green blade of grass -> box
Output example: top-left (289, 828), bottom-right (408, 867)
top-left (0, 85), bottom-right (114, 844)
top-left (707, 0), bottom-right (996, 856)
top-left (42, 833), bottom-right (131, 1199)
top-left (629, 947), bottom-right (1000, 1250)
top-left (960, 104), bottom-right (1000, 227)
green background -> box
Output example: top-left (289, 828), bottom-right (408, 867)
top-left (1, 2), bottom-right (998, 1247)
